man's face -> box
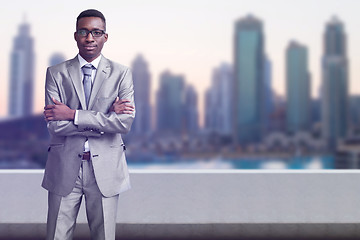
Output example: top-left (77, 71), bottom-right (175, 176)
top-left (74, 17), bottom-right (108, 62)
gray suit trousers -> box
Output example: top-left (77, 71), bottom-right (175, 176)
top-left (46, 160), bottom-right (119, 240)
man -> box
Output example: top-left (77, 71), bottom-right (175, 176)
top-left (43, 9), bottom-right (135, 240)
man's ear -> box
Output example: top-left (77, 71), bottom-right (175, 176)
top-left (104, 33), bottom-right (108, 42)
top-left (74, 32), bottom-right (77, 41)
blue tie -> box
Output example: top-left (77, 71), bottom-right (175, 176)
top-left (82, 64), bottom-right (93, 108)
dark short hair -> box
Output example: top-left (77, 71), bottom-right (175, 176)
top-left (76, 9), bottom-right (106, 30)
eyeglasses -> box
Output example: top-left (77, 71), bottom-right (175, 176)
top-left (76, 29), bottom-right (106, 38)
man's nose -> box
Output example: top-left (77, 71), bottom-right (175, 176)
top-left (85, 32), bottom-right (95, 41)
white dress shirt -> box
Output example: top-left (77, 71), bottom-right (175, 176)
top-left (74, 54), bottom-right (102, 152)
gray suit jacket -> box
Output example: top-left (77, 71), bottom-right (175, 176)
top-left (42, 55), bottom-right (135, 197)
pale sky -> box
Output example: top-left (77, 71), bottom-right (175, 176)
top-left (1, 0), bottom-right (359, 125)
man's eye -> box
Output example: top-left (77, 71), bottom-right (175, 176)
top-left (93, 31), bottom-right (103, 36)
top-left (78, 30), bottom-right (87, 36)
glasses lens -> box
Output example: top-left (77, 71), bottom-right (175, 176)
top-left (77, 30), bottom-right (88, 36)
top-left (92, 31), bottom-right (104, 37)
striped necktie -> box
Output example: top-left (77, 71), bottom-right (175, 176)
top-left (82, 64), bottom-right (93, 108)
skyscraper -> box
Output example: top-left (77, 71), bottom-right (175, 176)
top-left (205, 63), bottom-right (233, 135)
top-left (263, 55), bottom-right (274, 134)
top-left (156, 71), bottom-right (185, 134)
top-left (8, 19), bottom-right (35, 117)
top-left (49, 53), bottom-right (65, 67)
top-left (204, 88), bottom-right (216, 131)
top-left (286, 41), bottom-right (311, 133)
top-left (349, 96), bottom-right (360, 129)
top-left (184, 85), bottom-right (199, 134)
top-left (321, 16), bottom-right (348, 149)
top-left (233, 15), bottom-right (265, 144)
top-left (131, 55), bottom-right (152, 135)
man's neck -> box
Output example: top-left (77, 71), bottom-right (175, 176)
top-left (79, 53), bottom-right (101, 63)
top-left (78, 54), bottom-right (102, 69)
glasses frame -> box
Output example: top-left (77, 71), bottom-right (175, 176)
top-left (76, 29), bottom-right (106, 38)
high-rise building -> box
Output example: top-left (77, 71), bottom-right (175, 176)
top-left (286, 41), bottom-right (311, 133)
top-left (349, 95), bottom-right (360, 129)
top-left (49, 53), bottom-right (65, 66)
top-left (263, 55), bottom-right (274, 134)
top-left (156, 71), bottom-right (185, 134)
top-left (131, 55), bottom-right (152, 135)
top-left (204, 88), bottom-right (216, 131)
top-left (184, 85), bottom-right (199, 134)
top-left (205, 63), bottom-right (233, 135)
top-left (233, 15), bottom-right (265, 144)
top-left (311, 98), bottom-right (321, 125)
top-left (8, 20), bottom-right (35, 117)
top-left (268, 94), bottom-right (286, 132)
top-left (321, 16), bottom-right (348, 149)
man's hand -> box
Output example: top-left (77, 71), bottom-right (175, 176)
top-left (44, 98), bottom-right (76, 121)
top-left (108, 97), bottom-right (134, 114)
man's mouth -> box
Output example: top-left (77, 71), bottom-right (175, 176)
top-left (84, 45), bottom-right (96, 50)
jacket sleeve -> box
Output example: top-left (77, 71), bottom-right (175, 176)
top-left (76, 68), bottom-right (135, 134)
top-left (45, 67), bottom-right (102, 137)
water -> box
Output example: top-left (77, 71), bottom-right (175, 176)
top-left (127, 155), bottom-right (335, 170)
top-left (0, 155), bottom-right (335, 170)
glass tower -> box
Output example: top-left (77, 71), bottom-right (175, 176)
top-left (205, 63), bottom-right (233, 135)
top-left (8, 20), bottom-right (34, 117)
top-left (286, 41), bottom-right (311, 133)
top-left (321, 16), bottom-right (348, 149)
top-left (184, 85), bottom-right (199, 134)
top-left (156, 71), bottom-right (185, 134)
top-left (233, 15), bottom-right (264, 144)
top-left (132, 55), bottom-right (152, 135)
top-left (263, 55), bottom-right (273, 134)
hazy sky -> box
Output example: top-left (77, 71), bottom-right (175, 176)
top-left (1, 0), bottom-right (359, 123)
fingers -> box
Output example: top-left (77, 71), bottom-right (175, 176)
top-left (43, 103), bottom-right (58, 121)
top-left (52, 97), bottom-right (62, 105)
top-left (113, 104), bottom-right (135, 114)
top-left (122, 103), bottom-right (135, 109)
top-left (43, 109), bottom-right (54, 121)
top-left (44, 116), bottom-right (55, 121)
top-left (44, 108), bottom-right (54, 116)
top-left (44, 105), bottom-right (56, 110)
top-left (114, 111), bottom-right (133, 114)
top-left (115, 105), bottom-right (134, 112)
top-left (122, 111), bottom-right (133, 114)
top-left (113, 97), bottom-right (126, 104)
top-left (116, 99), bottom-right (131, 104)
top-left (121, 106), bottom-right (135, 112)
top-left (110, 99), bottom-right (134, 114)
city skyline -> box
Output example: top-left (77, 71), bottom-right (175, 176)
top-left (1, 0), bottom-right (360, 126)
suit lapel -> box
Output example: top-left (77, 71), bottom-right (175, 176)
top-left (67, 57), bottom-right (87, 110)
top-left (88, 57), bottom-right (111, 110)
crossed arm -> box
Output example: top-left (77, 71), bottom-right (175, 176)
top-left (43, 67), bottom-right (135, 137)
top-left (44, 97), bottom-right (134, 121)
top-left (43, 97), bottom-right (134, 136)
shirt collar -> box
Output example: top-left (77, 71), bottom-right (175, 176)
top-left (77, 54), bottom-right (102, 69)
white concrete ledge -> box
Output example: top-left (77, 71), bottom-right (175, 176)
top-left (1, 169), bottom-right (360, 238)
